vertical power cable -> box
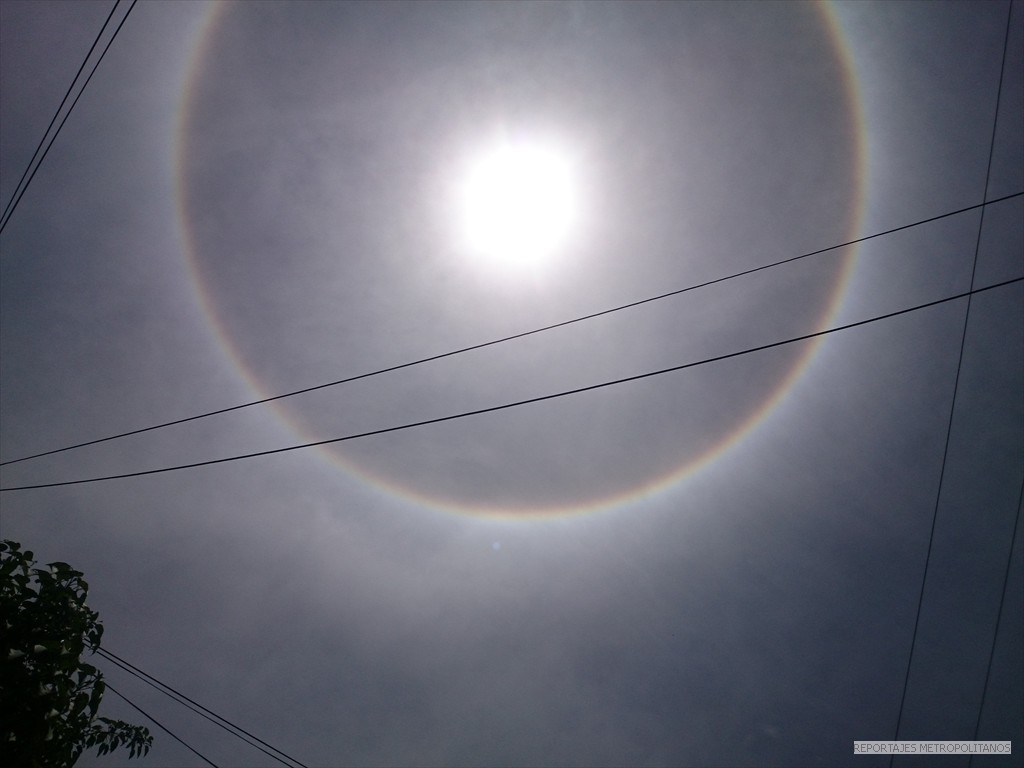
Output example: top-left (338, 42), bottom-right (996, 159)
top-left (968, 480), bottom-right (1024, 768)
top-left (889, 1), bottom-right (1015, 762)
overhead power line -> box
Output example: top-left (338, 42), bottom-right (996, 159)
top-left (0, 0), bottom-right (138, 236)
top-left (970, 482), bottom-right (1023, 766)
top-left (0, 1), bottom-right (118, 225)
top-left (969, 16), bottom-right (1024, 762)
top-left (2, 275), bottom-right (1019, 493)
top-left (1, 190), bottom-right (1020, 468)
top-left (99, 648), bottom-right (309, 768)
top-left (891, 1), bottom-right (1015, 759)
top-left (105, 682), bottom-right (218, 768)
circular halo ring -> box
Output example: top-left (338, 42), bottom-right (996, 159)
top-left (175, 2), bottom-right (866, 520)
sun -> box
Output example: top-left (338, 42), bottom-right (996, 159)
top-left (459, 141), bottom-right (577, 272)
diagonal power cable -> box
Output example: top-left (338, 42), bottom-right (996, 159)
top-left (2, 275), bottom-right (1020, 493)
top-left (99, 648), bottom-right (308, 768)
top-left (0, 0), bottom-right (139, 236)
top-left (890, 1), bottom-right (1015, 758)
top-left (1, 190), bottom-right (1020, 467)
top-left (968, 480), bottom-right (1024, 768)
top-left (0, 1), bottom-right (119, 225)
top-left (105, 682), bottom-right (218, 768)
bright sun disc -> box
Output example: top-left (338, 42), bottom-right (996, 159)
top-left (461, 143), bottom-right (576, 270)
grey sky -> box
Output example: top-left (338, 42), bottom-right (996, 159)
top-left (1, 1), bottom-right (1021, 766)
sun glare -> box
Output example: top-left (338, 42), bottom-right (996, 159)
top-left (459, 142), bottom-right (577, 272)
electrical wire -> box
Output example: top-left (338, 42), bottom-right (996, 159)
top-left (1, 2), bottom-right (1015, 762)
top-left (1, 275), bottom-right (1019, 493)
top-left (99, 648), bottom-right (308, 768)
top-left (0, 1), bottom-right (119, 227)
top-left (0, 0), bottom-right (139, 236)
top-left (105, 682), bottom-right (218, 768)
top-left (1, 190), bottom-right (1020, 468)
top-left (890, 2), bottom-right (1015, 759)
top-left (968, 481), bottom-right (1023, 768)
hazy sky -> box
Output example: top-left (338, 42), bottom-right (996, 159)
top-left (1, 2), bottom-right (1021, 766)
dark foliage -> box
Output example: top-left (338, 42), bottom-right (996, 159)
top-left (1, 540), bottom-right (152, 766)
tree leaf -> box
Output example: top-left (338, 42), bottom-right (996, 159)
top-left (0, 541), bottom-right (153, 762)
